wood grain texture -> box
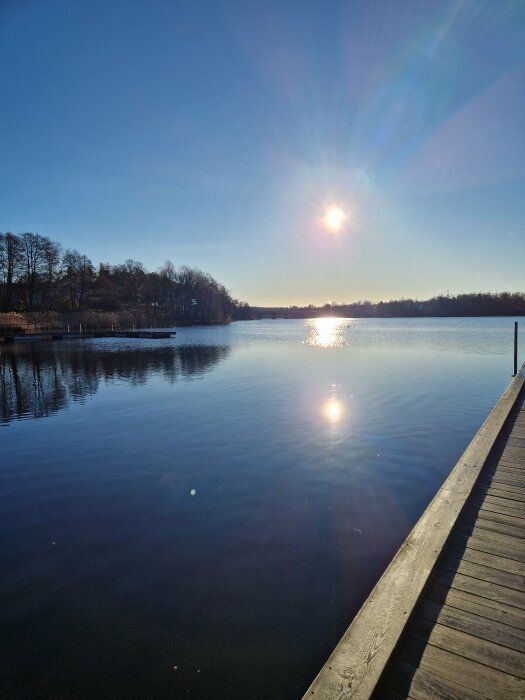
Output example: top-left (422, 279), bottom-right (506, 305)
top-left (302, 366), bottom-right (525, 699)
top-left (396, 638), bottom-right (525, 698)
top-left (425, 580), bottom-right (525, 630)
top-left (416, 598), bottom-right (525, 653)
top-left (453, 527), bottom-right (525, 563)
top-left (440, 553), bottom-right (525, 589)
top-left (409, 618), bottom-right (525, 679)
top-left (435, 567), bottom-right (525, 610)
top-left (381, 661), bottom-right (485, 700)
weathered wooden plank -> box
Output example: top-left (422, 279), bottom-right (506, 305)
top-left (381, 661), bottom-right (484, 700)
top-left (484, 493), bottom-right (525, 510)
top-left (460, 514), bottom-right (525, 541)
top-left (302, 367), bottom-right (525, 699)
top-left (492, 465), bottom-right (525, 478)
top-left (436, 568), bottom-right (525, 610)
top-left (500, 457), bottom-right (525, 469)
top-left (505, 432), bottom-right (525, 441)
top-left (399, 637), bottom-right (525, 698)
top-left (494, 464), bottom-right (525, 477)
top-left (501, 436), bottom-right (525, 446)
top-left (477, 481), bottom-right (525, 499)
top-left (440, 552), bottom-right (525, 590)
top-left (495, 462), bottom-right (525, 474)
top-left (496, 454), bottom-right (525, 466)
top-left (489, 475), bottom-right (525, 491)
top-left (452, 529), bottom-right (525, 564)
top-left (477, 508), bottom-right (525, 529)
top-left (495, 454), bottom-right (525, 466)
top-left (501, 450), bottom-right (525, 462)
top-left (490, 463), bottom-right (525, 478)
top-left (465, 505), bottom-right (525, 531)
top-left (417, 599), bottom-right (525, 653)
top-left (488, 473), bottom-right (525, 490)
top-left (446, 544), bottom-right (525, 578)
top-left (503, 436), bottom-right (525, 445)
top-left (410, 618), bottom-right (525, 679)
top-left (506, 437), bottom-right (525, 447)
top-left (426, 580), bottom-right (525, 630)
top-left (467, 495), bottom-right (525, 519)
top-left (478, 483), bottom-right (525, 502)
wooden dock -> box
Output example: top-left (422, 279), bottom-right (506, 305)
top-left (304, 364), bottom-right (525, 699)
top-left (0, 330), bottom-right (175, 343)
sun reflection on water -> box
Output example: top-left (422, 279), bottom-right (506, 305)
top-left (307, 317), bottom-right (348, 348)
top-left (323, 398), bottom-right (343, 423)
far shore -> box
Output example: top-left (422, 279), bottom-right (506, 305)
top-left (2, 308), bottom-right (525, 337)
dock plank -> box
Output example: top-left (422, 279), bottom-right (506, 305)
top-left (426, 581), bottom-right (525, 629)
top-left (435, 568), bottom-right (525, 610)
top-left (440, 553), bottom-right (525, 590)
top-left (392, 637), bottom-right (525, 698)
top-left (451, 528), bottom-right (525, 564)
top-left (417, 598), bottom-right (525, 653)
top-left (382, 661), bottom-right (485, 700)
top-left (446, 544), bottom-right (525, 577)
top-left (409, 618), bottom-right (525, 679)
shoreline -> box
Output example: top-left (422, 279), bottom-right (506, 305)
top-left (0, 311), bottom-right (232, 335)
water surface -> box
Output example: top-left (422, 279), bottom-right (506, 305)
top-left (1, 318), bottom-right (523, 698)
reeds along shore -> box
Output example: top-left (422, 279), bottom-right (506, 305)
top-left (0, 311), bottom-right (181, 334)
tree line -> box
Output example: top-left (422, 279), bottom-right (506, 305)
top-left (254, 293), bottom-right (525, 318)
top-left (0, 231), bottom-right (250, 322)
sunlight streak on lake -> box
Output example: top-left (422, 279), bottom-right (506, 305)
top-left (307, 317), bottom-right (348, 347)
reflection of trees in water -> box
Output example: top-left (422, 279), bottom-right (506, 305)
top-left (0, 343), bottom-right (230, 423)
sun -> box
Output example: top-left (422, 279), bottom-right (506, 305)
top-left (322, 205), bottom-right (346, 233)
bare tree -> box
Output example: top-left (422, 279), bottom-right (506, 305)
top-left (19, 232), bottom-right (46, 310)
top-left (118, 259), bottom-right (146, 305)
top-left (158, 260), bottom-right (177, 313)
top-left (41, 237), bottom-right (62, 310)
top-left (0, 232), bottom-right (22, 310)
top-left (62, 249), bottom-right (95, 310)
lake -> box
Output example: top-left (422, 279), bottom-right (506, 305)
top-left (1, 317), bottom-right (523, 698)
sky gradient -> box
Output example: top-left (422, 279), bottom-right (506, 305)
top-left (1, 0), bottom-right (525, 306)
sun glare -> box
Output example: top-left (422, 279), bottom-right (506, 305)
top-left (323, 398), bottom-right (343, 423)
top-left (307, 317), bottom-right (346, 348)
top-left (322, 205), bottom-right (346, 233)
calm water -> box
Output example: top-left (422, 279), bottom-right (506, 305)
top-left (1, 318), bottom-right (523, 698)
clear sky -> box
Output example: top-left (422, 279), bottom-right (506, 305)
top-left (1, 0), bottom-right (525, 306)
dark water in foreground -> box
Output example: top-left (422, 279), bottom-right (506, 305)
top-left (1, 318), bottom-right (523, 698)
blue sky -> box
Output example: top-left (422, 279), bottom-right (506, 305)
top-left (1, 0), bottom-right (524, 305)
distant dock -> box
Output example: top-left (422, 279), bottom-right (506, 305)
top-left (0, 329), bottom-right (175, 343)
top-left (304, 363), bottom-right (525, 699)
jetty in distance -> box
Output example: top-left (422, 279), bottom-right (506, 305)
top-left (304, 363), bottom-right (525, 699)
top-left (0, 329), bottom-right (175, 343)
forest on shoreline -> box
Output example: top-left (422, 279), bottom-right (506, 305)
top-left (253, 293), bottom-right (525, 319)
top-left (0, 231), bottom-right (250, 324)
